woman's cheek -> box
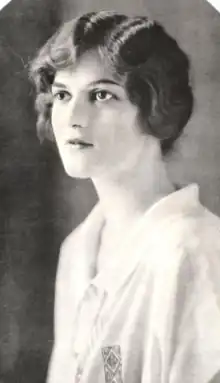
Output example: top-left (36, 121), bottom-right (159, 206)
top-left (51, 106), bottom-right (58, 130)
top-left (51, 106), bottom-right (65, 132)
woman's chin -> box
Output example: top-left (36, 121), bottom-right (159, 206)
top-left (62, 162), bottom-right (94, 179)
top-left (64, 167), bottom-right (91, 179)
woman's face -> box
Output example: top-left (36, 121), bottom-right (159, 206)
top-left (51, 50), bottom-right (147, 179)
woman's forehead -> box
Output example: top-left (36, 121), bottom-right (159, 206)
top-left (53, 50), bottom-right (123, 87)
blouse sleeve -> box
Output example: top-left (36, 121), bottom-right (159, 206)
top-left (168, 248), bottom-right (220, 383)
top-left (46, 231), bottom-right (78, 383)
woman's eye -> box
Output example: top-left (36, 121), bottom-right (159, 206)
top-left (53, 91), bottom-right (71, 102)
top-left (91, 90), bottom-right (115, 102)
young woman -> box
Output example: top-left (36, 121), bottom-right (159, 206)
top-left (30, 11), bottom-right (220, 383)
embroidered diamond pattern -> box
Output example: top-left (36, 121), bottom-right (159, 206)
top-left (104, 365), bottom-right (114, 383)
top-left (106, 350), bottom-right (120, 372)
top-left (102, 345), bottom-right (123, 383)
top-left (102, 346), bottom-right (112, 361)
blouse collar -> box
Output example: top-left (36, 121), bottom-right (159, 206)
top-left (71, 183), bottom-right (201, 298)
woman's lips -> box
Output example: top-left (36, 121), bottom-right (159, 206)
top-left (66, 138), bottom-right (93, 148)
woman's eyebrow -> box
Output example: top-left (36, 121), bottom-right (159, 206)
top-left (52, 82), bottom-right (68, 89)
top-left (89, 79), bottom-right (121, 87)
top-left (52, 79), bottom-right (122, 89)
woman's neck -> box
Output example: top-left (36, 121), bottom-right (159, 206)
top-left (92, 141), bottom-right (175, 233)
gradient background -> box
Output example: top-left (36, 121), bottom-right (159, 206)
top-left (0, 0), bottom-right (219, 381)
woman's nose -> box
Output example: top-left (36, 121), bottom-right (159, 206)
top-left (69, 96), bottom-right (90, 129)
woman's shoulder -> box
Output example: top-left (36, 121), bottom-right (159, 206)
top-left (60, 223), bottom-right (83, 258)
top-left (184, 205), bottom-right (220, 254)
top-left (156, 187), bottom-right (220, 253)
top-left (57, 202), bottom-right (103, 273)
top-left (143, 199), bottom-right (220, 282)
top-left (55, 225), bottom-right (83, 289)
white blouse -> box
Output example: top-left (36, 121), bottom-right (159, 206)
top-left (47, 184), bottom-right (220, 383)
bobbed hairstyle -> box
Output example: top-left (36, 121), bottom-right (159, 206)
top-left (29, 10), bottom-right (193, 155)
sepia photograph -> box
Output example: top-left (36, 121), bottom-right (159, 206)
top-left (0, 0), bottom-right (220, 382)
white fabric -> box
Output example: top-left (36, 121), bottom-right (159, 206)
top-left (0, 0), bottom-right (12, 12)
top-left (47, 184), bottom-right (220, 383)
top-left (205, 0), bottom-right (220, 14)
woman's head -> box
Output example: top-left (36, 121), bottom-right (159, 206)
top-left (30, 11), bottom-right (193, 177)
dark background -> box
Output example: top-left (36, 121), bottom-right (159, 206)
top-left (0, 0), bottom-right (219, 382)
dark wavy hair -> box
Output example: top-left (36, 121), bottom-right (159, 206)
top-left (29, 10), bottom-right (193, 155)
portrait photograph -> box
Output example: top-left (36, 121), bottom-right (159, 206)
top-left (0, 0), bottom-right (220, 382)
